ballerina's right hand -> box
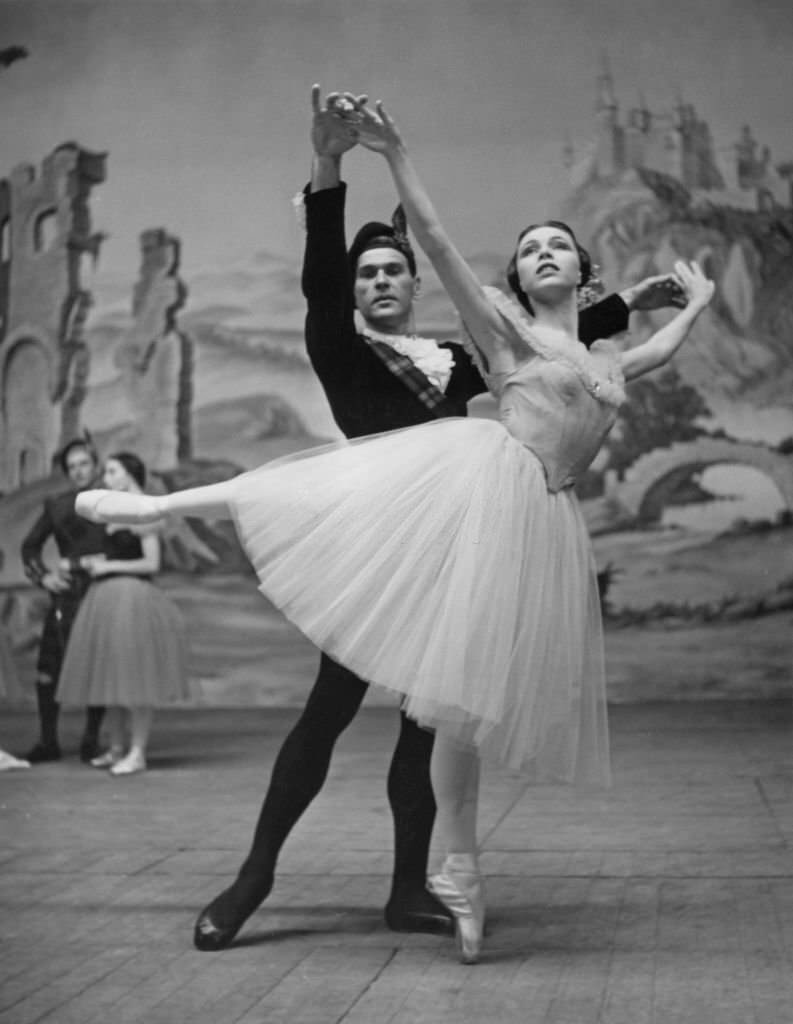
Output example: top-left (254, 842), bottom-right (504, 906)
top-left (310, 84), bottom-right (362, 157)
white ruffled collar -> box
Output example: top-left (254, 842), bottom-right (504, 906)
top-left (356, 315), bottom-right (456, 392)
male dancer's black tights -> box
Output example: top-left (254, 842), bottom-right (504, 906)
top-left (205, 652), bottom-right (437, 929)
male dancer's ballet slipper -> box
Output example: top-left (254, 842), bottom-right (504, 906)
top-left (75, 489), bottom-right (166, 525)
top-left (193, 872), bottom-right (275, 952)
top-left (427, 854), bottom-right (486, 964)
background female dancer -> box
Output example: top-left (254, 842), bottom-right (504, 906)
top-left (75, 97), bottom-right (713, 961)
top-left (59, 453), bottom-right (188, 776)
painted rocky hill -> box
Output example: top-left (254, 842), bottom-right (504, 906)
top-left (560, 169), bottom-right (793, 443)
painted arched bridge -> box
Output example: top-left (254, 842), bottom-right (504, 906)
top-left (615, 438), bottom-right (793, 522)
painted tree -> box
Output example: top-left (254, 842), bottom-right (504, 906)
top-left (606, 366), bottom-right (712, 477)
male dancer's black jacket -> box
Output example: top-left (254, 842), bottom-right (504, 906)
top-left (21, 490), bottom-right (107, 684)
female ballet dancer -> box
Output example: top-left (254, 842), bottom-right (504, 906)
top-left (58, 452), bottom-right (188, 775)
top-left (74, 96), bottom-right (713, 962)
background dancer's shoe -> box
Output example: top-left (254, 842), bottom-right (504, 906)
top-left (90, 748), bottom-right (124, 769)
top-left (110, 750), bottom-right (146, 775)
top-left (24, 741), bottom-right (61, 764)
top-left (0, 749), bottom-right (31, 771)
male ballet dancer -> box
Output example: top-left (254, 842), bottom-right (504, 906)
top-left (193, 86), bottom-right (683, 950)
top-left (21, 438), bottom-right (107, 763)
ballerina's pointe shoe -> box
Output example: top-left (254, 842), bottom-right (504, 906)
top-left (427, 854), bottom-right (486, 965)
top-left (75, 490), bottom-right (166, 525)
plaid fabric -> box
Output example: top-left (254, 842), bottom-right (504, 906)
top-left (367, 340), bottom-right (457, 417)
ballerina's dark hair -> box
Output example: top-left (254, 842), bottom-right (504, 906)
top-left (505, 220), bottom-right (593, 314)
top-left (108, 451), bottom-right (147, 489)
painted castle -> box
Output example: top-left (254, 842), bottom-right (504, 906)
top-left (565, 58), bottom-right (793, 211)
top-left (0, 144), bottom-right (106, 493)
top-left (0, 145), bottom-right (193, 495)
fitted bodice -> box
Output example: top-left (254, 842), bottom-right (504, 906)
top-left (468, 288), bottom-right (626, 492)
top-left (103, 527), bottom-right (143, 560)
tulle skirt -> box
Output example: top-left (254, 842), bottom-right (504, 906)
top-left (58, 577), bottom-right (189, 708)
top-left (232, 417), bottom-right (610, 784)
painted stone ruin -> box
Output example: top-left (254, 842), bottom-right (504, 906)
top-left (0, 142), bottom-right (192, 496)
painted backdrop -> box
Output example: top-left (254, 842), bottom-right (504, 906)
top-left (1, 0), bottom-right (791, 705)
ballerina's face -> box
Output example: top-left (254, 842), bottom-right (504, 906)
top-left (103, 458), bottom-right (133, 492)
top-left (514, 225), bottom-right (581, 301)
top-left (354, 247), bottom-right (419, 330)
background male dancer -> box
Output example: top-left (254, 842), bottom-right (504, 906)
top-left (21, 438), bottom-right (107, 762)
top-left (193, 86), bottom-right (682, 951)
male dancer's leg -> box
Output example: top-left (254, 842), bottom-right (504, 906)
top-left (25, 593), bottom-right (105, 762)
top-left (194, 652), bottom-right (368, 950)
top-left (384, 712), bottom-right (454, 934)
top-left (25, 602), bottom-right (63, 762)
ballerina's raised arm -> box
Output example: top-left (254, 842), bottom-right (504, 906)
top-left (336, 94), bottom-right (714, 383)
top-left (336, 95), bottom-right (526, 375)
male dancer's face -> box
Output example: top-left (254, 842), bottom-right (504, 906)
top-left (65, 447), bottom-right (98, 491)
top-left (354, 247), bottom-right (418, 333)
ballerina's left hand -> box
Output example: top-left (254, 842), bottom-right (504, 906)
top-left (674, 260), bottom-right (715, 312)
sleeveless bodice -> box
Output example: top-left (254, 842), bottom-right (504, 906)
top-left (495, 348), bottom-right (621, 490)
top-left (103, 528), bottom-right (143, 561)
top-left (467, 288), bottom-right (626, 492)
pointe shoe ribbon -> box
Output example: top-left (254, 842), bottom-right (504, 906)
top-left (427, 865), bottom-right (485, 964)
top-left (75, 490), bottom-right (166, 525)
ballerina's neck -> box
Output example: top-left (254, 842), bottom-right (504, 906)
top-left (530, 302), bottom-right (580, 348)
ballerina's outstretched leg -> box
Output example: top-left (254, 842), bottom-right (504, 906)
top-left (75, 480), bottom-right (238, 524)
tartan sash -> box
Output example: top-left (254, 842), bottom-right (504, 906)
top-left (366, 339), bottom-right (458, 418)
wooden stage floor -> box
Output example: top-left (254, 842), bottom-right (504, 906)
top-left (0, 701), bottom-right (791, 1024)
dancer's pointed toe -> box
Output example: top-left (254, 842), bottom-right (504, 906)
top-left (428, 857), bottom-right (486, 964)
top-left (192, 875), bottom-right (273, 952)
top-left (75, 490), bottom-right (165, 525)
top-left (193, 907), bottom-right (244, 952)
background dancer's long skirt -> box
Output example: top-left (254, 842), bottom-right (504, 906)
top-left (58, 577), bottom-right (188, 707)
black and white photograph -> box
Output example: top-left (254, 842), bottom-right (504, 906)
top-left (0, 1), bottom-right (791, 1021)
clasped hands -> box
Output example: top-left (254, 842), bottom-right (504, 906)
top-left (311, 83), bottom-right (709, 314)
top-left (58, 554), bottom-right (109, 578)
top-left (311, 83), bottom-right (399, 158)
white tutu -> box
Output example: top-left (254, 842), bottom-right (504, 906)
top-left (231, 416), bottom-right (609, 784)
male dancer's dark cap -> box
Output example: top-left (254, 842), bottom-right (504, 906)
top-left (348, 205), bottom-right (417, 277)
